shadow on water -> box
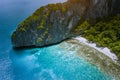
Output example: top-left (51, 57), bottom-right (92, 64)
top-left (13, 37), bottom-right (71, 51)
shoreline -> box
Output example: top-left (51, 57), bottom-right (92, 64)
top-left (74, 36), bottom-right (118, 62)
top-left (62, 37), bottom-right (120, 79)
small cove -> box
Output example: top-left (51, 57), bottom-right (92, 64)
top-left (0, 0), bottom-right (118, 80)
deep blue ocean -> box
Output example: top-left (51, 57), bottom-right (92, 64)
top-left (0, 0), bottom-right (114, 80)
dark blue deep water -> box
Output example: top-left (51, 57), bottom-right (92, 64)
top-left (0, 0), bottom-right (114, 80)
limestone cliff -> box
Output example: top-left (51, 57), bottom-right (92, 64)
top-left (11, 0), bottom-right (120, 47)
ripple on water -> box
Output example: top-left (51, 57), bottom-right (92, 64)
top-left (11, 44), bottom-right (113, 80)
top-left (0, 49), bottom-right (14, 80)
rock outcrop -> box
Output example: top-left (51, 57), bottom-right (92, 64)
top-left (11, 0), bottom-right (120, 47)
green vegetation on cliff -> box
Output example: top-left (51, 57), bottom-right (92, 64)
top-left (17, 6), bottom-right (45, 32)
top-left (16, 3), bottom-right (67, 32)
top-left (80, 14), bottom-right (120, 59)
top-left (72, 21), bottom-right (90, 34)
top-left (47, 3), bottom-right (67, 13)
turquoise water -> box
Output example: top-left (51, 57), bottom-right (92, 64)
top-left (10, 45), bottom-right (112, 80)
top-left (0, 0), bottom-right (113, 80)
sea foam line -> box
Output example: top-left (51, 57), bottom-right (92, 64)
top-left (74, 36), bottom-right (118, 61)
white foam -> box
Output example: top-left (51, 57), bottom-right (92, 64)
top-left (74, 36), bottom-right (118, 61)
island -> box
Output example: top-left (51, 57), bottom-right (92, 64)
top-left (11, 0), bottom-right (120, 59)
top-left (11, 0), bottom-right (120, 79)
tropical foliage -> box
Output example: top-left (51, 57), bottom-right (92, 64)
top-left (82, 14), bottom-right (120, 59)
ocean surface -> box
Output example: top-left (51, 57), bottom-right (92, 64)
top-left (0, 0), bottom-right (114, 80)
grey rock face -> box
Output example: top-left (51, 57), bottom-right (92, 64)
top-left (11, 0), bottom-right (120, 47)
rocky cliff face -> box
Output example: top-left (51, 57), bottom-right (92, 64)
top-left (11, 0), bottom-right (120, 47)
